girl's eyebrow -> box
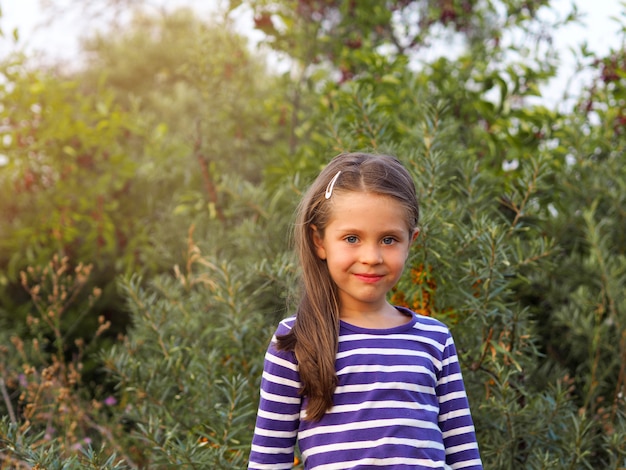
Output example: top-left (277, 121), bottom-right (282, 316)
top-left (331, 226), bottom-right (409, 237)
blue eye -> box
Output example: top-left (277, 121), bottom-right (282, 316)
top-left (345, 236), bottom-right (358, 244)
top-left (382, 237), bottom-right (396, 245)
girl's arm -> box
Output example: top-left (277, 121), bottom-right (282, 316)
top-left (437, 333), bottom-right (484, 470)
top-left (248, 327), bottom-right (302, 470)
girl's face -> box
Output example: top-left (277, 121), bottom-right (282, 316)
top-left (312, 191), bottom-right (418, 318)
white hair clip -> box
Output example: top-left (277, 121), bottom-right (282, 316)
top-left (325, 171), bottom-right (341, 199)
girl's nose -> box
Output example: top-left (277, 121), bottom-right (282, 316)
top-left (360, 243), bottom-right (383, 265)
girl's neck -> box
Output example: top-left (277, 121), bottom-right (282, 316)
top-left (340, 302), bottom-right (411, 329)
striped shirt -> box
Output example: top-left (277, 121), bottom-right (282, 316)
top-left (248, 307), bottom-right (483, 470)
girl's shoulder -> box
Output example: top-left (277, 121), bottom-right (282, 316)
top-left (395, 306), bottom-right (453, 341)
top-left (396, 306), bottom-right (450, 330)
top-left (274, 315), bottom-right (296, 336)
top-left (413, 312), bottom-right (450, 330)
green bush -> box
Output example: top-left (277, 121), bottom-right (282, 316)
top-left (0, 230), bottom-right (294, 469)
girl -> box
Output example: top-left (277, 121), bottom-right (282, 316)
top-left (248, 153), bottom-right (482, 470)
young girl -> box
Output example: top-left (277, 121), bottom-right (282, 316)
top-left (248, 153), bottom-right (483, 469)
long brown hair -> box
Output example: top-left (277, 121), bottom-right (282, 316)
top-left (277, 152), bottom-right (420, 421)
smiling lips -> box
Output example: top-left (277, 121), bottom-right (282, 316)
top-left (354, 273), bottom-right (385, 283)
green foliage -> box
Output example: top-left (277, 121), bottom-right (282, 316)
top-left (98, 233), bottom-right (276, 468)
top-left (0, 258), bottom-right (129, 469)
top-left (70, 7), bottom-right (296, 269)
top-left (519, 43), bottom-right (626, 468)
top-left (0, 419), bottom-right (130, 470)
top-left (0, 234), bottom-right (285, 469)
top-left (80, 8), bottom-right (288, 182)
top-left (0, 4), bottom-right (292, 393)
top-left (0, 67), bottom-right (147, 278)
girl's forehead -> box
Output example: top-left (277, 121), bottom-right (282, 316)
top-left (327, 191), bottom-right (407, 217)
top-left (329, 190), bottom-right (397, 205)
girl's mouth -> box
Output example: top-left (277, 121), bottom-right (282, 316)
top-left (354, 273), bottom-right (384, 283)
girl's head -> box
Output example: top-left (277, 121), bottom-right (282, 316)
top-left (278, 152), bottom-right (420, 422)
top-left (295, 152), bottom-right (420, 278)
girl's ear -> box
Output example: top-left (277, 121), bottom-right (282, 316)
top-left (411, 228), bottom-right (420, 243)
top-left (310, 225), bottom-right (327, 260)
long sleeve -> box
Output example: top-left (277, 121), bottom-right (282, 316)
top-left (436, 333), bottom-right (483, 469)
top-left (248, 320), bottom-right (302, 470)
